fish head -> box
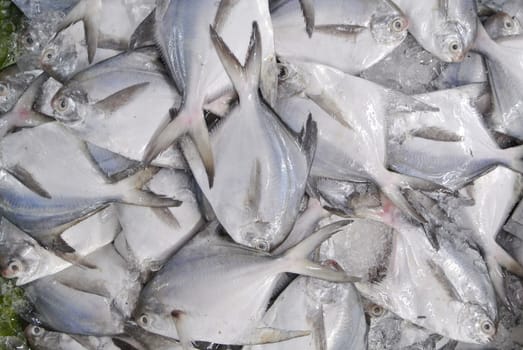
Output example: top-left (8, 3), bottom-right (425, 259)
top-left (432, 18), bottom-right (477, 63)
top-left (484, 12), bottom-right (522, 39)
top-left (0, 241), bottom-right (39, 281)
top-left (0, 80), bottom-right (20, 113)
top-left (277, 59), bottom-right (309, 98)
top-left (457, 303), bottom-right (496, 344)
top-left (25, 325), bottom-right (49, 348)
top-left (40, 35), bottom-right (79, 81)
top-left (134, 300), bottom-right (177, 338)
top-left (370, 1), bottom-right (409, 46)
top-left (51, 85), bottom-right (89, 124)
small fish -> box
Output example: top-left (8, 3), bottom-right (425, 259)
top-left (393, 0), bottom-right (478, 62)
top-left (270, 0), bottom-right (409, 74)
top-left (134, 220), bottom-right (358, 348)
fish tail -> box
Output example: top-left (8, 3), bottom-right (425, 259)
top-left (116, 167), bottom-right (182, 207)
top-left (142, 106), bottom-right (215, 187)
top-left (210, 21), bottom-right (262, 102)
top-left (277, 220), bottom-right (361, 282)
top-left (501, 144), bottom-right (523, 174)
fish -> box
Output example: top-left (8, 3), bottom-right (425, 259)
top-left (387, 84), bottom-right (523, 189)
top-left (270, 0), bottom-right (409, 74)
top-left (0, 72), bottom-right (52, 139)
top-left (0, 122), bottom-right (180, 256)
top-left (144, 0), bottom-right (278, 185)
top-left (0, 205), bottom-right (119, 285)
top-left (392, 0), bottom-right (478, 62)
top-left (452, 167), bottom-right (523, 306)
top-left (134, 220), bottom-right (358, 348)
top-left (245, 273), bottom-right (367, 350)
top-left (114, 169), bottom-right (204, 275)
top-left (0, 64), bottom-right (41, 114)
top-left (276, 59), bottom-right (443, 223)
top-left (504, 198), bottom-right (523, 241)
top-left (50, 47), bottom-right (184, 167)
top-left (183, 23), bottom-right (315, 251)
top-left (473, 21), bottom-right (523, 140)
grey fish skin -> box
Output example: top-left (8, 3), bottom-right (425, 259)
top-left (0, 123), bottom-right (179, 252)
top-left (0, 65), bottom-right (41, 114)
top-left (393, 0), bottom-right (477, 62)
top-left (388, 84), bottom-right (523, 189)
top-left (134, 220), bottom-right (357, 347)
top-left (245, 275), bottom-right (367, 350)
top-left (270, 0), bottom-right (408, 75)
top-left (276, 59), bottom-right (441, 223)
top-left (50, 48), bottom-right (183, 167)
top-left (473, 22), bottom-right (523, 140)
top-left (183, 23), bottom-right (314, 251)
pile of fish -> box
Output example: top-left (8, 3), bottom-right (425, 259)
top-left (1, 0), bottom-right (523, 349)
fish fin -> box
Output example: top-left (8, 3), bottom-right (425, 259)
top-left (97, 32), bottom-right (129, 51)
top-left (486, 256), bottom-right (510, 307)
top-left (57, 278), bottom-right (110, 299)
top-left (280, 220), bottom-right (360, 282)
top-left (299, 0), bottom-right (315, 37)
top-left (210, 21), bottom-right (262, 101)
top-left (55, 0), bottom-right (88, 33)
top-left (53, 248), bottom-right (98, 270)
top-left (244, 327), bottom-right (310, 344)
top-left (305, 90), bottom-right (353, 130)
top-left (151, 207), bottom-right (180, 229)
top-left (13, 72), bottom-right (48, 112)
top-left (142, 108), bottom-right (215, 188)
top-left (385, 93), bottom-right (439, 114)
top-left (83, 9), bottom-right (101, 64)
top-left (427, 260), bottom-right (461, 301)
top-left (129, 8), bottom-right (156, 49)
top-left (298, 114), bottom-right (318, 169)
top-left (170, 310), bottom-right (197, 350)
top-left (5, 164), bottom-right (52, 199)
top-left (500, 144), bottom-right (523, 175)
top-left (116, 167), bottom-right (182, 207)
top-left (410, 126), bottom-right (463, 142)
top-left (380, 182), bottom-right (426, 224)
top-left (213, 0), bottom-right (241, 32)
top-left (111, 338), bottom-right (141, 350)
top-left (203, 91), bottom-right (236, 117)
top-left (94, 82), bottom-right (150, 114)
top-left (308, 304), bottom-right (327, 350)
top-left (314, 24), bottom-right (366, 38)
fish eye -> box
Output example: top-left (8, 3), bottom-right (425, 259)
top-left (449, 40), bottom-right (461, 53)
top-left (138, 314), bottom-right (149, 326)
top-left (25, 34), bottom-right (34, 46)
top-left (42, 48), bottom-right (55, 62)
top-left (390, 18), bottom-right (406, 32)
top-left (504, 18), bottom-right (515, 29)
top-left (53, 96), bottom-right (75, 115)
top-left (252, 238), bottom-right (270, 251)
top-left (480, 320), bottom-right (495, 336)
top-left (278, 65), bottom-right (289, 81)
top-left (370, 304), bottom-right (384, 317)
top-left (7, 259), bottom-right (22, 275)
top-left (30, 325), bottom-right (42, 337)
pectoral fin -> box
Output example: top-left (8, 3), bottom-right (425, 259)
top-left (410, 126), bottom-right (463, 142)
top-left (5, 164), bottom-right (51, 199)
top-left (299, 0), bottom-right (315, 37)
top-left (94, 82), bottom-right (150, 114)
top-left (244, 327), bottom-right (310, 344)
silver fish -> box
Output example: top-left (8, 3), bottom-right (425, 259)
top-left (276, 59), bottom-right (441, 223)
top-left (392, 0), bottom-right (478, 62)
top-left (388, 84), bottom-right (523, 189)
top-left (134, 220), bottom-right (357, 347)
top-left (0, 65), bottom-right (41, 114)
top-left (245, 274), bottom-right (367, 350)
top-left (473, 21), bottom-right (523, 140)
top-left (114, 169), bottom-right (204, 275)
top-left (51, 48), bottom-right (183, 167)
top-left (270, 0), bottom-right (408, 75)
top-left (144, 0), bottom-right (278, 185)
top-left (0, 205), bottom-right (119, 285)
top-left (183, 24), bottom-right (315, 251)
top-left (0, 122), bottom-right (179, 255)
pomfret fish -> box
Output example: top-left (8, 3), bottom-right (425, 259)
top-left (143, 0), bottom-right (278, 185)
top-left (0, 122), bottom-right (179, 255)
top-left (270, 0), bottom-right (408, 75)
top-left (0, 65), bottom-right (41, 114)
top-left (276, 59), bottom-right (442, 223)
top-left (388, 84), bottom-right (523, 189)
top-left (134, 220), bottom-right (357, 348)
top-left (245, 274), bottom-right (367, 350)
top-left (183, 24), bottom-right (315, 251)
top-left (392, 0), bottom-right (477, 62)
top-left (0, 205), bottom-right (119, 285)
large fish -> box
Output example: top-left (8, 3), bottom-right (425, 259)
top-left (183, 23), bottom-right (315, 251)
top-left (276, 59), bottom-right (442, 223)
top-left (245, 274), bottom-right (367, 350)
top-left (388, 84), bottom-right (523, 189)
top-left (270, 0), bottom-right (408, 75)
top-left (51, 48), bottom-right (184, 167)
top-left (392, 0), bottom-right (478, 62)
top-left (143, 0), bottom-right (278, 185)
top-left (0, 206), bottom-right (119, 285)
top-left (134, 220), bottom-right (358, 348)
top-left (473, 21), bottom-right (523, 140)
top-left (0, 123), bottom-right (179, 256)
